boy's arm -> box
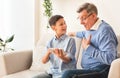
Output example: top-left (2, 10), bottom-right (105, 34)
top-left (42, 49), bottom-right (52, 64)
top-left (41, 40), bottom-right (52, 64)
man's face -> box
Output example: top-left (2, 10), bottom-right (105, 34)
top-left (52, 18), bottom-right (67, 36)
top-left (78, 10), bottom-right (96, 30)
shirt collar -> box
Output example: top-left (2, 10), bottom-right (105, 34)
top-left (91, 18), bottom-right (102, 30)
top-left (54, 34), bottom-right (67, 40)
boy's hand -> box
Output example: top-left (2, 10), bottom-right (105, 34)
top-left (47, 48), bottom-right (54, 55)
top-left (53, 48), bottom-right (66, 58)
top-left (53, 48), bottom-right (71, 63)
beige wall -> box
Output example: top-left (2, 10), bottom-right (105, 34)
top-left (34, 0), bottom-right (40, 45)
top-left (38, 0), bottom-right (120, 39)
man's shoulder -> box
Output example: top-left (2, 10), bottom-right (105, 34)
top-left (100, 20), bottom-right (112, 28)
top-left (99, 21), bottom-right (113, 32)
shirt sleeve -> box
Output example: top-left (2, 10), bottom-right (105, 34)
top-left (85, 29), bottom-right (118, 65)
top-left (66, 38), bottom-right (76, 60)
top-left (76, 31), bottom-right (85, 38)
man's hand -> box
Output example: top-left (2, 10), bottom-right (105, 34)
top-left (68, 32), bottom-right (76, 37)
top-left (82, 35), bottom-right (91, 50)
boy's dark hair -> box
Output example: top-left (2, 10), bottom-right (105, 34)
top-left (49, 15), bottom-right (63, 26)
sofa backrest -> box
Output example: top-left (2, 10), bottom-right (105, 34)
top-left (117, 35), bottom-right (120, 57)
top-left (73, 37), bottom-right (82, 69)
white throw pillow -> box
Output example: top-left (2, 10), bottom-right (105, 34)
top-left (30, 30), bottom-right (54, 72)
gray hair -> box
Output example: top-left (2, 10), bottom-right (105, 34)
top-left (77, 3), bottom-right (98, 15)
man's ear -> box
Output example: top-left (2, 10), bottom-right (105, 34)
top-left (92, 13), bottom-right (97, 19)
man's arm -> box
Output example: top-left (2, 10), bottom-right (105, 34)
top-left (68, 32), bottom-right (76, 37)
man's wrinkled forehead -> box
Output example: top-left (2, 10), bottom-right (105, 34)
top-left (78, 10), bottom-right (88, 18)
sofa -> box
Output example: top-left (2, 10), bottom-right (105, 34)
top-left (0, 33), bottom-right (120, 78)
top-left (108, 58), bottom-right (120, 78)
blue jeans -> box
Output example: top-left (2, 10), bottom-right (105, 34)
top-left (62, 64), bottom-right (110, 78)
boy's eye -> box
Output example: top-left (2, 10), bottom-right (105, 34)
top-left (60, 23), bottom-right (63, 26)
top-left (61, 23), bottom-right (63, 25)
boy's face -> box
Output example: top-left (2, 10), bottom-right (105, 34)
top-left (51, 18), bottom-right (67, 37)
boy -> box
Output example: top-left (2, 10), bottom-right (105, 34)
top-left (33, 15), bottom-right (76, 78)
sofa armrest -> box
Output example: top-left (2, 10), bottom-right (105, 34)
top-left (108, 58), bottom-right (120, 78)
top-left (118, 52), bottom-right (120, 58)
top-left (0, 50), bottom-right (32, 77)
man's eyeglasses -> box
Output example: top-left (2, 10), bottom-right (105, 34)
top-left (77, 13), bottom-right (93, 21)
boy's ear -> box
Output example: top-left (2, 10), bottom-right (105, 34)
top-left (51, 25), bottom-right (55, 30)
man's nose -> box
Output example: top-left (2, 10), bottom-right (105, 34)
top-left (80, 20), bottom-right (85, 25)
